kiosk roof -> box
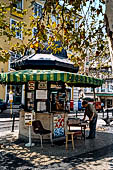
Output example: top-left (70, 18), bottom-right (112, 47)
top-left (0, 69), bottom-right (104, 87)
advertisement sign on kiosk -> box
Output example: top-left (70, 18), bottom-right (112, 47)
top-left (25, 112), bottom-right (34, 147)
top-left (28, 81), bottom-right (35, 90)
top-left (25, 112), bottom-right (33, 126)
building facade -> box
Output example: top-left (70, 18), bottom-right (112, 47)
top-left (0, 0), bottom-right (44, 101)
top-left (103, 0), bottom-right (113, 108)
top-left (83, 77), bottom-right (113, 109)
top-left (105, 0), bottom-right (113, 70)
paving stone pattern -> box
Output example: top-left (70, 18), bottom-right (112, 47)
top-left (0, 125), bottom-right (113, 170)
top-left (0, 118), bottom-right (113, 169)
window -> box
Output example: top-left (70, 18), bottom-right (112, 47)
top-left (16, 0), bottom-right (23, 10)
top-left (75, 22), bottom-right (78, 30)
top-left (10, 51), bottom-right (21, 63)
top-left (10, 18), bottom-right (22, 40)
top-left (13, 0), bottom-right (23, 10)
top-left (1, 68), bottom-right (4, 73)
top-left (32, 27), bottom-right (38, 37)
top-left (51, 15), bottom-right (59, 25)
top-left (84, 88), bottom-right (92, 93)
top-left (101, 84), bottom-right (105, 92)
top-left (107, 84), bottom-right (113, 92)
top-left (96, 87), bottom-right (99, 93)
top-left (34, 3), bottom-right (42, 18)
top-left (91, 88), bottom-right (93, 92)
top-left (84, 88), bottom-right (87, 93)
top-left (107, 99), bottom-right (112, 108)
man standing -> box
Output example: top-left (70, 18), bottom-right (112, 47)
top-left (82, 100), bottom-right (98, 139)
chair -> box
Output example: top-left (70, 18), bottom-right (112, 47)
top-left (66, 131), bottom-right (75, 150)
top-left (65, 119), bottom-right (83, 150)
top-left (65, 131), bottom-right (82, 150)
top-left (32, 120), bottom-right (53, 148)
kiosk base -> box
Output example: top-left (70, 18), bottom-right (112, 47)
top-left (25, 143), bottom-right (35, 147)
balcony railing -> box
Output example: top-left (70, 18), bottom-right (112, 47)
top-left (10, 7), bottom-right (23, 19)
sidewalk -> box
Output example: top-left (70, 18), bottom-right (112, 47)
top-left (0, 118), bottom-right (19, 122)
top-left (0, 119), bottom-right (113, 168)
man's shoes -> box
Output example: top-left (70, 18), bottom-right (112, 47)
top-left (86, 136), bottom-right (95, 139)
top-left (86, 136), bottom-right (91, 139)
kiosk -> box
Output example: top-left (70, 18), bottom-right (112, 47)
top-left (0, 68), bottom-right (104, 142)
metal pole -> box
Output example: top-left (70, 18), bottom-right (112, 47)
top-left (93, 88), bottom-right (96, 104)
top-left (76, 110), bottom-right (78, 118)
top-left (103, 109), bottom-right (104, 118)
top-left (29, 126), bottom-right (31, 146)
top-left (93, 88), bottom-right (96, 112)
top-left (9, 85), bottom-right (15, 131)
top-left (72, 86), bottom-right (74, 100)
top-left (10, 102), bottom-right (13, 118)
top-left (107, 109), bottom-right (109, 119)
top-left (50, 102), bottom-right (51, 112)
top-left (12, 112), bottom-right (15, 132)
top-left (9, 85), bottom-right (13, 118)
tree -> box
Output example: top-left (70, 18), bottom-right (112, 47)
top-left (0, 0), bottom-right (27, 62)
top-left (0, 0), bottom-right (110, 76)
top-left (0, 1), bottom-right (11, 62)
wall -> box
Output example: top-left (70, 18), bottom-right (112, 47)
top-left (0, 0), bottom-right (44, 99)
top-left (106, 0), bottom-right (113, 70)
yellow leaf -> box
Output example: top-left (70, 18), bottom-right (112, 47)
top-left (30, 44), bottom-right (34, 48)
top-left (52, 22), bottom-right (56, 29)
top-left (29, 16), bottom-right (34, 20)
top-left (34, 42), bottom-right (38, 47)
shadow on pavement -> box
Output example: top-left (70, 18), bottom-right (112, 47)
top-left (0, 151), bottom-right (35, 170)
top-left (0, 130), bottom-right (113, 169)
top-left (0, 109), bottom-right (19, 118)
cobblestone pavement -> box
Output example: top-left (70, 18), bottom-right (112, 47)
top-left (0, 128), bottom-right (113, 170)
top-left (0, 141), bottom-right (113, 170)
top-left (63, 145), bottom-right (113, 170)
top-left (0, 118), bottom-right (113, 170)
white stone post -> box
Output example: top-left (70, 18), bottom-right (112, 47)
top-left (73, 87), bottom-right (78, 111)
top-left (21, 85), bottom-right (25, 105)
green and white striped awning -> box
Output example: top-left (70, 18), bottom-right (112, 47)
top-left (0, 69), bottom-right (104, 87)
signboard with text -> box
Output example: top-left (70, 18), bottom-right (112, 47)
top-left (28, 81), bottom-right (35, 90)
top-left (25, 112), bottom-right (32, 126)
top-left (36, 90), bottom-right (47, 99)
top-left (38, 81), bottom-right (47, 89)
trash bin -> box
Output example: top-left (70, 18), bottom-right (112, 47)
top-left (78, 100), bottom-right (82, 111)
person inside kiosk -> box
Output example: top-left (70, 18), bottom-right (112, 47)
top-left (56, 92), bottom-right (65, 111)
top-left (51, 90), bottom-right (70, 112)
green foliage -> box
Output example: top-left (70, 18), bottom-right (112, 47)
top-left (25, 0), bottom-right (110, 74)
top-left (0, 0), bottom-right (110, 76)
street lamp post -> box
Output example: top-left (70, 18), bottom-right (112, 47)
top-left (9, 85), bottom-right (15, 132)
